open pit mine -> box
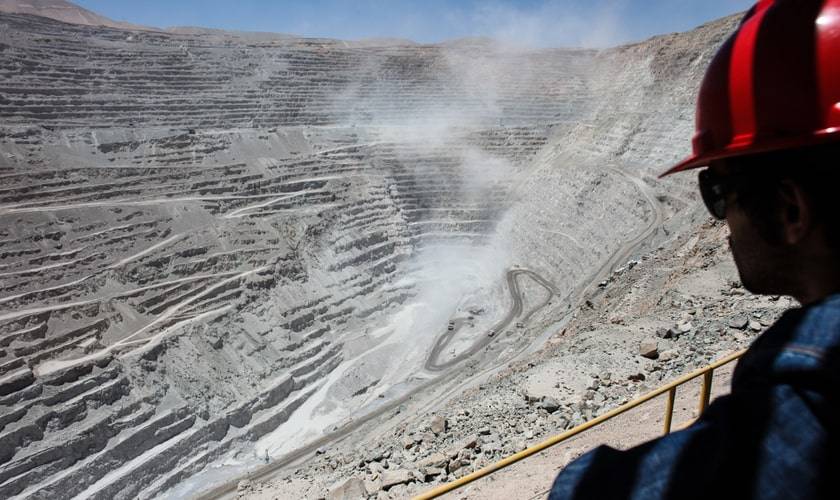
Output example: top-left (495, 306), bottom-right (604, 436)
top-left (0, 4), bottom-right (740, 499)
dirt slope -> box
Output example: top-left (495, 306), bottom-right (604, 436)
top-left (0, 0), bottom-right (147, 29)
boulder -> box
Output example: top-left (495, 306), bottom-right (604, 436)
top-left (659, 349), bottom-right (679, 362)
top-left (523, 391), bottom-right (542, 404)
top-left (749, 320), bottom-right (763, 332)
top-left (328, 477), bottom-right (367, 500)
top-left (430, 415), bottom-right (447, 435)
top-left (458, 435), bottom-right (478, 450)
top-left (364, 479), bottom-right (382, 496)
top-left (728, 317), bottom-right (749, 330)
top-left (423, 466), bottom-right (445, 478)
top-left (555, 416), bottom-right (570, 430)
top-left (381, 469), bottom-right (412, 490)
top-left (419, 432), bottom-right (436, 444)
top-left (366, 448), bottom-right (389, 462)
top-left (639, 339), bottom-right (659, 359)
top-left (656, 327), bottom-right (675, 339)
top-left (418, 452), bottom-right (448, 469)
top-left (362, 479), bottom-right (382, 498)
top-left (538, 397), bottom-right (561, 413)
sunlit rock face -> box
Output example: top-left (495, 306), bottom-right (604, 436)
top-left (0, 10), bottom-right (737, 499)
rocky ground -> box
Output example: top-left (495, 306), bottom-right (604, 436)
top-left (239, 212), bottom-right (793, 499)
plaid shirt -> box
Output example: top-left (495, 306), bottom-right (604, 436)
top-left (549, 294), bottom-right (840, 500)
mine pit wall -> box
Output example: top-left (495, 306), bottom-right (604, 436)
top-left (502, 15), bottom-right (739, 297)
top-left (0, 11), bottom-right (738, 499)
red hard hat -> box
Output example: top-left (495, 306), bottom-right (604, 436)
top-left (661, 0), bottom-right (840, 177)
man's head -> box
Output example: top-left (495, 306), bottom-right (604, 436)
top-left (699, 144), bottom-right (840, 303)
top-left (661, 0), bottom-right (840, 303)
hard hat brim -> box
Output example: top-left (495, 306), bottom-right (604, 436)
top-left (659, 128), bottom-right (840, 179)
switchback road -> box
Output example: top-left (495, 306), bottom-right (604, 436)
top-left (424, 269), bottom-right (558, 371)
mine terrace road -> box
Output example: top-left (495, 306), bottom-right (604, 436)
top-left (424, 269), bottom-right (559, 371)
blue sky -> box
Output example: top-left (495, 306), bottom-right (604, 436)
top-left (73, 0), bottom-right (755, 48)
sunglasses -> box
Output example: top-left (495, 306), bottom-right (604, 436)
top-left (698, 169), bottom-right (736, 220)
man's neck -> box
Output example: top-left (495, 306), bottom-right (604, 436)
top-left (792, 261), bottom-right (840, 306)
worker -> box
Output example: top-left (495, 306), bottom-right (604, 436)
top-left (550, 0), bottom-right (840, 498)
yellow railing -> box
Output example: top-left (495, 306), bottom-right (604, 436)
top-left (413, 349), bottom-right (746, 500)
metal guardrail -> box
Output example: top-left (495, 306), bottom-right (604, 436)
top-left (413, 349), bottom-right (746, 500)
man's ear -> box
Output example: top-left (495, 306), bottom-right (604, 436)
top-left (777, 180), bottom-right (812, 245)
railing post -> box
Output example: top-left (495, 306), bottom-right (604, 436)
top-left (699, 371), bottom-right (713, 414)
top-left (663, 387), bottom-right (676, 435)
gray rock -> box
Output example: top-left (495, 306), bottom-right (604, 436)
top-left (367, 448), bottom-right (389, 462)
top-left (424, 466), bottom-right (445, 478)
top-left (481, 440), bottom-right (502, 453)
top-left (655, 327), bottom-right (671, 339)
top-left (728, 317), bottom-right (749, 330)
top-left (364, 479), bottom-right (382, 496)
top-left (749, 320), bottom-right (763, 332)
top-left (539, 397), bottom-right (561, 413)
top-left (678, 322), bottom-right (693, 333)
top-left (328, 477), bottom-right (367, 500)
top-left (523, 392), bottom-right (542, 404)
top-left (430, 415), bottom-right (447, 435)
top-left (659, 349), bottom-right (679, 362)
top-left (511, 438), bottom-right (527, 452)
top-left (458, 436), bottom-right (479, 450)
top-left (419, 432), bottom-right (436, 444)
top-left (639, 339), bottom-right (659, 359)
top-left (380, 469), bottom-right (412, 490)
top-left (418, 452), bottom-right (448, 469)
